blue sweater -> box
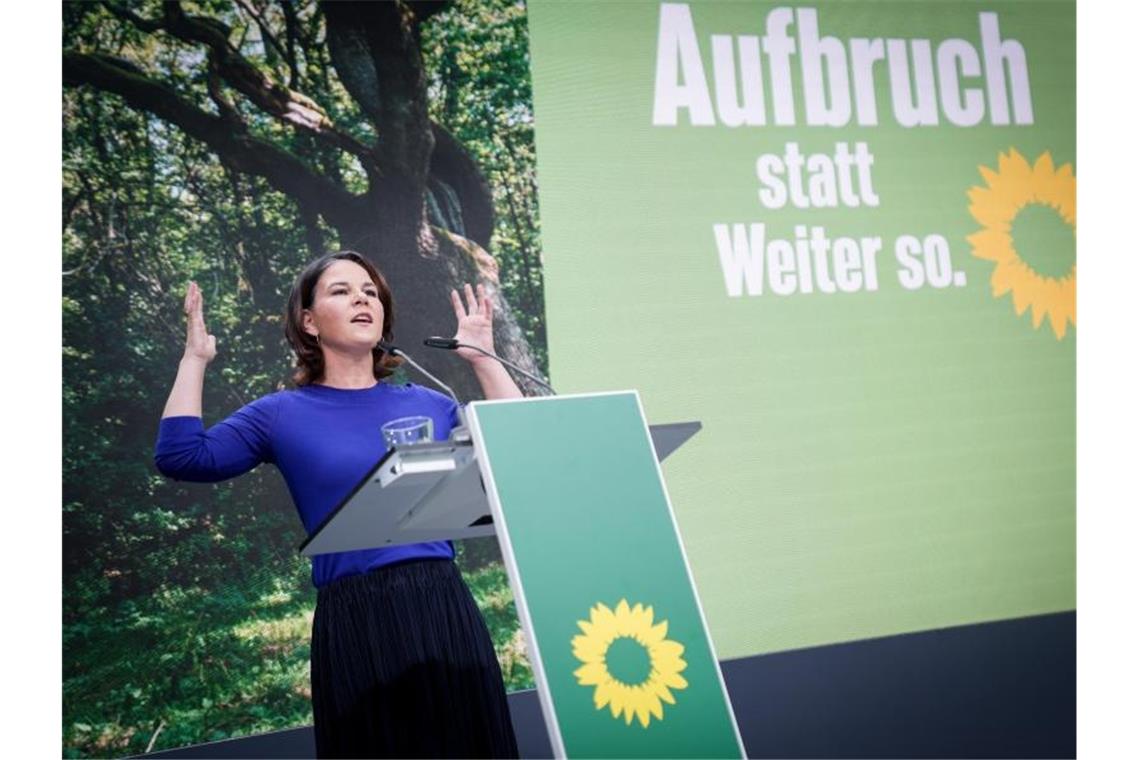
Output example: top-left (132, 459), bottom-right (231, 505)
top-left (154, 382), bottom-right (459, 587)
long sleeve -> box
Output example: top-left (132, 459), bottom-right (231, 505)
top-left (154, 394), bottom-right (280, 482)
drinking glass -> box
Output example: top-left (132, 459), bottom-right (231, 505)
top-left (381, 415), bottom-right (434, 448)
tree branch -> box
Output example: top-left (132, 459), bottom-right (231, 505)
top-left (64, 51), bottom-right (364, 230)
top-left (101, 1), bottom-right (162, 32)
top-left (233, 0), bottom-right (291, 67)
top-left (206, 57), bottom-right (245, 126)
top-left (104, 0), bottom-right (375, 166)
top-left (277, 0), bottom-right (301, 88)
top-left (408, 2), bottom-right (453, 27)
top-left (321, 0), bottom-right (434, 181)
top-left (429, 122), bottom-right (494, 249)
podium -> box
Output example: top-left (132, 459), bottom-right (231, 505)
top-left (300, 419), bottom-right (701, 555)
top-left (300, 391), bottom-right (743, 758)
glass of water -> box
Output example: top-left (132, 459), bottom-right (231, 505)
top-left (381, 415), bottom-right (434, 448)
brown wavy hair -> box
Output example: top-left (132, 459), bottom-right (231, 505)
top-left (284, 250), bottom-right (402, 386)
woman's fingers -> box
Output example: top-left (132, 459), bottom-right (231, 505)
top-left (178, 281), bottom-right (217, 362)
top-left (478, 283), bottom-right (493, 319)
top-left (185, 284), bottom-right (197, 337)
top-left (450, 288), bottom-right (465, 320)
top-left (452, 282), bottom-right (492, 323)
top-left (189, 284), bottom-right (205, 331)
top-left (185, 282), bottom-right (210, 342)
top-left (464, 283), bottom-right (478, 316)
top-left (184, 281), bottom-right (198, 316)
top-left (189, 282), bottom-right (205, 321)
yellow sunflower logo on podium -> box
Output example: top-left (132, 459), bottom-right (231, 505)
top-left (967, 148), bottom-right (1076, 339)
top-left (571, 599), bottom-right (688, 728)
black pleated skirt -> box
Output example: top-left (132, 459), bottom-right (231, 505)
top-left (311, 559), bottom-right (520, 759)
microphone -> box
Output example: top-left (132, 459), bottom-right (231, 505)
top-left (378, 341), bottom-right (469, 438)
top-left (423, 337), bottom-right (556, 395)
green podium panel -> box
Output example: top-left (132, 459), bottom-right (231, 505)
top-left (468, 392), bottom-right (743, 759)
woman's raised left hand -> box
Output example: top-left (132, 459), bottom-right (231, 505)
top-left (451, 283), bottom-right (496, 364)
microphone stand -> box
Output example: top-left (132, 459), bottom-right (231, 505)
top-left (379, 342), bottom-right (472, 442)
top-left (423, 337), bottom-right (556, 395)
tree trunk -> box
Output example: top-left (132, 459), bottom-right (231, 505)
top-left (337, 213), bottom-right (544, 400)
top-left (65, 1), bottom-right (545, 397)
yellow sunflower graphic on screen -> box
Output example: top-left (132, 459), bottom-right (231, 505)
top-left (967, 148), bottom-right (1076, 339)
top-left (571, 599), bottom-right (688, 728)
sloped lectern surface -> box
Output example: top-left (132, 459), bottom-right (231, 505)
top-left (299, 421), bottom-right (700, 557)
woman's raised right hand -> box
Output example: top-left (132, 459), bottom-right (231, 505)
top-left (183, 281), bottom-right (217, 364)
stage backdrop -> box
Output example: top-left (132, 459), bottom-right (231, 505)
top-left (62, 1), bottom-right (543, 755)
top-left (528, 0), bottom-right (1074, 658)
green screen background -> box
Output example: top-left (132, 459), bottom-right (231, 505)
top-left (527, 0), bottom-right (1075, 658)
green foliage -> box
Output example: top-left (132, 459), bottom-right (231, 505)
top-left (64, 568), bottom-right (315, 757)
top-left (462, 562), bottom-right (536, 692)
top-left (63, 1), bottom-right (539, 755)
top-left (422, 0), bottom-right (547, 374)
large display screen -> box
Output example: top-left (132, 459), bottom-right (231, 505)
top-left (529, 0), bottom-right (1075, 657)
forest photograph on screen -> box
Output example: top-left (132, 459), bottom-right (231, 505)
top-left (62, 1), bottom-right (540, 755)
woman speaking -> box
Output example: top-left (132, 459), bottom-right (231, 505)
top-left (155, 250), bottom-right (522, 758)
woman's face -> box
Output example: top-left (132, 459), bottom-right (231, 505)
top-left (302, 259), bottom-right (385, 353)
